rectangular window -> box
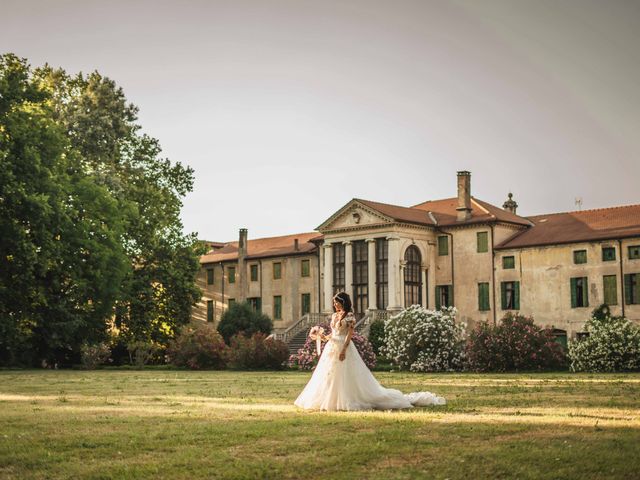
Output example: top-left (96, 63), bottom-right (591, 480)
top-left (228, 267), bottom-right (236, 284)
top-left (437, 236), bottom-right (449, 256)
top-left (228, 298), bottom-right (235, 307)
top-left (501, 281), bottom-right (520, 310)
top-left (603, 275), bottom-right (618, 305)
top-left (629, 246), bottom-right (640, 260)
top-left (273, 296), bottom-right (282, 320)
top-left (332, 243), bottom-right (345, 294)
top-left (570, 277), bottom-right (589, 308)
top-left (602, 247), bottom-right (616, 262)
top-left (477, 232), bottom-right (488, 253)
top-left (503, 256), bottom-right (515, 269)
top-left (273, 262), bottom-right (282, 280)
top-left (435, 285), bottom-right (453, 309)
top-left (624, 273), bottom-right (640, 305)
top-left (352, 240), bottom-right (368, 315)
top-left (301, 259), bottom-right (310, 277)
top-left (207, 300), bottom-right (214, 322)
top-left (301, 293), bottom-right (311, 316)
top-left (248, 297), bottom-right (262, 312)
top-left (478, 282), bottom-right (490, 311)
top-left (206, 268), bottom-right (214, 285)
top-left (250, 264), bottom-right (258, 282)
top-left (375, 238), bottom-right (389, 310)
top-left (573, 250), bottom-right (587, 264)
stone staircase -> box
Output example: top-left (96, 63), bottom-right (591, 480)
top-left (271, 312), bottom-right (330, 355)
top-left (270, 310), bottom-right (391, 354)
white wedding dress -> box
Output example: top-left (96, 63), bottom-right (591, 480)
top-left (294, 312), bottom-right (446, 411)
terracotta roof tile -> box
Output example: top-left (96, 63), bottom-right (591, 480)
top-left (496, 204), bottom-right (640, 249)
top-left (355, 198), bottom-right (436, 226)
top-left (200, 232), bottom-right (319, 264)
top-left (411, 197), bottom-right (532, 227)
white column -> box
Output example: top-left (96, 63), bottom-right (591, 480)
top-left (323, 244), bottom-right (333, 313)
top-left (366, 238), bottom-right (377, 310)
top-left (399, 261), bottom-right (406, 308)
top-left (344, 241), bottom-right (353, 301)
top-left (387, 237), bottom-right (401, 310)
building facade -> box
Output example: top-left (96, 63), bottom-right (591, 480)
top-left (193, 171), bottom-right (640, 341)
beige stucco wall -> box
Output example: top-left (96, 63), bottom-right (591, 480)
top-left (194, 254), bottom-right (320, 330)
top-left (495, 236), bottom-right (640, 337)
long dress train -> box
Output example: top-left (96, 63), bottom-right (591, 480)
top-left (294, 312), bottom-right (446, 411)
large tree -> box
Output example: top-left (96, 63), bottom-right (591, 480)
top-left (0, 54), bottom-right (203, 365)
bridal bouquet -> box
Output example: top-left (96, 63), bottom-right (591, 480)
top-left (308, 326), bottom-right (326, 355)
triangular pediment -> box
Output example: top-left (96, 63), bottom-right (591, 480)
top-left (316, 199), bottom-right (393, 232)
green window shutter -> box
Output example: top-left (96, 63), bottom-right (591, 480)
top-left (273, 263), bottom-right (281, 280)
top-left (635, 274), bottom-right (640, 305)
top-left (207, 269), bottom-right (214, 285)
top-left (447, 285), bottom-right (453, 307)
top-left (514, 281), bottom-right (520, 310)
top-left (500, 282), bottom-right (507, 310)
top-left (301, 260), bottom-right (310, 277)
top-left (273, 296), bottom-right (282, 319)
top-left (573, 250), bottom-right (587, 264)
top-left (624, 274), bottom-right (632, 304)
top-left (478, 283), bottom-right (490, 311)
top-left (250, 265), bottom-right (258, 281)
top-left (570, 278), bottom-right (577, 308)
top-left (438, 236), bottom-right (448, 256)
top-left (435, 286), bottom-right (441, 310)
top-left (228, 267), bottom-right (236, 284)
top-left (207, 300), bottom-right (213, 322)
top-left (603, 275), bottom-right (617, 305)
top-left (477, 232), bottom-right (488, 253)
top-left (503, 256), bottom-right (515, 269)
top-left (602, 247), bottom-right (616, 262)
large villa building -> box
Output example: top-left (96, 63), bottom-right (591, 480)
top-left (193, 171), bottom-right (640, 345)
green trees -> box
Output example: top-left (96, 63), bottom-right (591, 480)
top-left (0, 54), bottom-right (202, 366)
top-left (217, 302), bottom-right (273, 344)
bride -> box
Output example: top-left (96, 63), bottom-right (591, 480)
top-left (294, 291), bottom-right (446, 411)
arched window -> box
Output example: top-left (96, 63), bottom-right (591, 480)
top-left (404, 245), bottom-right (422, 307)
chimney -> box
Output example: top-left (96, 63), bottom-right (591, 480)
top-left (456, 171), bottom-right (472, 222)
top-left (294, 238), bottom-right (299, 251)
top-left (503, 192), bottom-right (518, 214)
top-left (237, 228), bottom-right (248, 302)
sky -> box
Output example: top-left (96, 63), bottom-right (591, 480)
top-left (2, 0), bottom-right (639, 243)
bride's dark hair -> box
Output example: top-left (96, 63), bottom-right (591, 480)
top-left (333, 291), bottom-right (353, 314)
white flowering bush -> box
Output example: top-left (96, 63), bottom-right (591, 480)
top-left (568, 313), bottom-right (640, 372)
top-left (381, 305), bottom-right (466, 372)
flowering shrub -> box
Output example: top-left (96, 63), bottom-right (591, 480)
top-left (381, 305), bottom-right (465, 372)
top-left (465, 313), bottom-right (566, 372)
top-left (288, 323), bottom-right (376, 370)
top-left (80, 342), bottom-right (111, 369)
top-left (166, 323), bottom-right (229, 369)
top-left (228, 332), bottom-right (290, 370)
top-left (568, 311), bottom-right (640, 372)
top-left (368, 319), bottom-right (386, 356)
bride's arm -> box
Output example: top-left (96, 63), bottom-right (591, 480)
top-left (339, 313), bottom-right (355, 361)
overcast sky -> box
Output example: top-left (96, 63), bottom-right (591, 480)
top-left (2, 0), bottom-right (639, 242)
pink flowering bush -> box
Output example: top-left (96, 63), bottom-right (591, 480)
top-left (288, 323), bottom-right (376, 370)
top-left (466, 312), bottom-right (567, 372)
top-left (166, 323), bottom-right (229, 369)
top-left (228, 332), bottom-right (289, 370)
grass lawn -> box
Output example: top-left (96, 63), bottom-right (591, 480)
top-left (1, 370), bottom-right (639, 479)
